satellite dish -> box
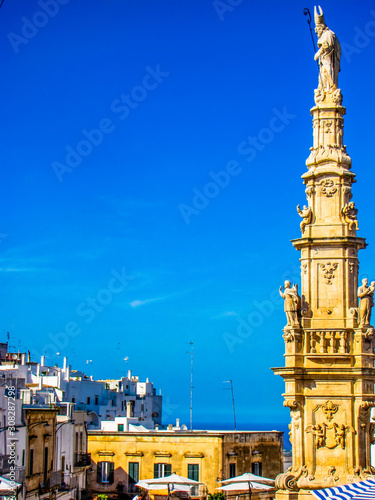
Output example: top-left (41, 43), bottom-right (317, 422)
top-left (12, 354), bottom-right (17, 359)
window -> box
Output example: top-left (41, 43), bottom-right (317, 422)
top-left (72, 397), bottom-right (75, 403)
top-left (97, 462), bottom-right (114, 484)
top-left (87, 397), bottom-right (90, 404)
top-left (43, 447), bottom-right (49, 483)
top-left (188, 465), bottom-right (199, 497)
top-left (129, 462), bottom-right (139, 484)
top-left (28, 449), bottom-right (34, 476)
top-left (252, 462), bottom-right (262, 476)
top-left (154, 463), bottom-right (172, 478)
top-left (118, 424), bottom-right (124, 431)
top-left (187, 464), bottom-right (199, 482)
top-left (95, 396), bottom-right (99, 405)
top-left (229, 463), bottom-right (236, 478)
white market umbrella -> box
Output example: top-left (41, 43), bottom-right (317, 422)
top-left (217, 482), bottom-right (274, 492)
top-left (220, 473), bottom-right (275, 487)
top-left (218, 473), bottom-right (275, 499)
top-left (135, 474), bottom-right (202, 498)
top-left (0, 476), bottom-right (21, 492)
top-left (136, 481), bottom-right (190, 492)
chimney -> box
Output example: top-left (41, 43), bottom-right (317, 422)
top-left (126, 401), bottom-right (132, 418)
top-left (176, 418), bottom-right (180, 429)
top-left (127, 370), bottom-right (132, 380)
top-left (63, 357), bottom-right (67, 370)
top-left (37, 363), bottom-right (41, 377)
top-left (146, 378), bottom-right (149, 383)
top-left (41, 355), bottom-right (45, 367)
top-left (21, 354), bottom-right (26, 365)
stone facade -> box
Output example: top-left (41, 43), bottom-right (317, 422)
top-left (87, 430), bottom-right (283, 497)
top-left (273, 6), bottom-right (375, 500)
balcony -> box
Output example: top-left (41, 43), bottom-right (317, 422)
top-left (49, 470), bottom-right (63, 489)
top-left (0, 454), bottom-right (11, 475)
top-left (13, 467), bottom-right (26, 483)
top-left (74, 453), bottom-right (91, 467)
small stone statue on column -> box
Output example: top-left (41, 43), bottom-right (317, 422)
top-left (279, 281), bottom-right (301, 329)
top-left (358, 278), bottom-right (375, 327)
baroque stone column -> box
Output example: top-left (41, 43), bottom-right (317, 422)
top-left (273, 6), bottom-right (375, 500)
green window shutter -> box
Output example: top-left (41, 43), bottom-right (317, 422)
top-left (188, 464), bottom-right (199, 482)
top-left (129, 463), bottom-right (139, 483)
top-left (165, 464), bottom-right (172, 477)
top-left (97, 462), bottom-right (103, 484)
top-left (154, 464), bottom-right (159, 478)
top-left (108, 462), bottom-right (115, 484)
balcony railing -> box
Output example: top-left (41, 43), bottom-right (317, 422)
top-left (0, 454), bottom-right (11, 475)
top-left (13, 467), bottom-right (26, 483)
top-left (49, 470), bottom-right (63, 489)
top-left (74, 453), bottom-right (91, 467)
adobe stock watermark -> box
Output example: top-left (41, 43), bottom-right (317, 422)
top-left (222, 264), bottom-right (301, 354)
top-left (341, 10), bottom-right (375, 63)
top-left (7, 0), bottom-right (71, 54)
top-left (51, 65), bottom-right (169, 182)
top-left (30, 267), bottom-right (133, 361)
top-left (212, 0), bottom-right (244, 22)
top-left (178, 106), bottom-right (296, 224)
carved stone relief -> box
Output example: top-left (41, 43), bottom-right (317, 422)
top-left (321, 179), bottom-right (337, 197)
top-left (320, 262), bottom-right (338, 284)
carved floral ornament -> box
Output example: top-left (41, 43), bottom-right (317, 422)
top-left (320, 178), bottom-right (337, 197)
top-left (321, 400), bottom-right (338, 421)
top-left (320, 262), bottom-right (338, 285)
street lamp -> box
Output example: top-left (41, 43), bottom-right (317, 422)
top-left (28, 421), bottom-right (50, 432)
top-left (0, 426), bottom-right (21, 434)
top-left (56, 420), bottom-right (75, 432)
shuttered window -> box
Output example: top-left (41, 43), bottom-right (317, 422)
top-left (154, 463), bottom-right (172, 478)
top-left (97, 462), bottom-right (114, 484)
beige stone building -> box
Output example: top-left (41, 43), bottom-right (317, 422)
top-left (87, 429), bottom-right (283, 497)
top-left (25, 407), bottom-right (60, 500)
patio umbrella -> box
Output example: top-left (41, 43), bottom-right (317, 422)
top-left (220, 473), bottom-right (275, 487)
top-left (0, 476), bottom-right (21, 495)
top-left (311, 478), bottom-right (375, 500)
top-left (135, 474), bottom-right (202, 498)
top-left (217, 481), bottom-right (274, 491)
top-left (218, 473), bottom-right (275, 499)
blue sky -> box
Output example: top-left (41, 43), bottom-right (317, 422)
top-left (1, 0), bottom-right (375, 433)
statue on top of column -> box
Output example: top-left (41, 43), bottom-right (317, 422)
top-left (314, 6), bottom-right (341, 94)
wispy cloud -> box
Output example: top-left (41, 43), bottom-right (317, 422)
top-left (210, 311), bottom-right (237, 320)
top-left (100, 195), bottom-right (161, 216)
top-left (129, 296), bottom-right (168, 308)
top-left (0, 267), bottom-right (50, 273)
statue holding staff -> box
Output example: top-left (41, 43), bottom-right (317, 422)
top-left (314, 6), bottom-right (341, 92)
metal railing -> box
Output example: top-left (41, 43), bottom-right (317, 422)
top-left (0, 454), bottom-right (11, 474)
top-left (49, 470), bottom-right (63, 488)
top-left (74, 453), bottom-right (91, 467)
